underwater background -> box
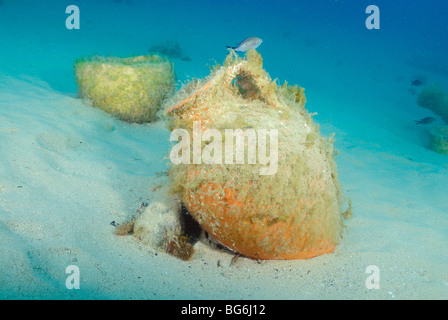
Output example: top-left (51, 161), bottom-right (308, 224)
top-left (0, 0), bottom-right (447, 299)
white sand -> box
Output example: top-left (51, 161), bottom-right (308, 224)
top-left (2, 73), bottom-right (447, 300)
top-left (0, 0), bottom-right (447, 300)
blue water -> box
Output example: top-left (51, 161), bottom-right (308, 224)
top-left (2, 0), bottom-right (447, 91)
top-left (1, 0), bottom-right (447, 300)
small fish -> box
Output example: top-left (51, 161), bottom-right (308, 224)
top-left (414, 117), bottom-right (436, 125)
top-left (410, 76), bottom-right (426, 86)
top-left (411, 79), bottom-right (423, 86)
top-left (226, 37), bottom-right (263, 52)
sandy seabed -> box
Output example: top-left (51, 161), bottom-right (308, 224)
top-left (0, 72), bottom-right (447, 299)
top-left (0, 0), bottom-right (447, 300)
